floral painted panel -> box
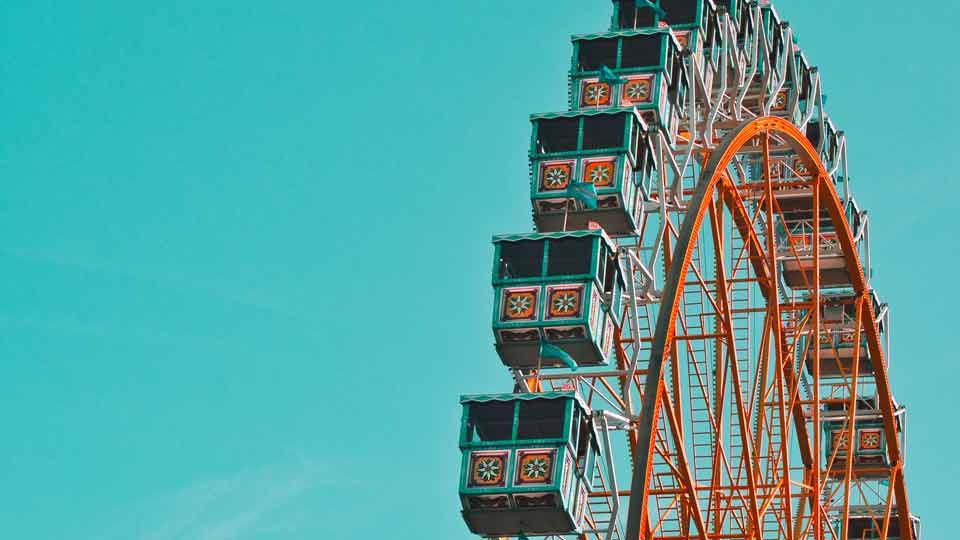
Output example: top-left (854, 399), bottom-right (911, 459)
top-left (540, 161), bottom-right (574, 192)
top-left (581, 81), bottom-right (612, 107)
top-left (515, 449), bottom-right (556, 486)
top-left (502, 288), bottom-right (539, 321)
top-left (583, 159), bottom-right (616, 188)
top-left (621, 75), bottom-right (655, 106)
top-left (468, 451), bottom-right (509, 488)
top-left (831, 430), bottom-right (850, 453)
top-left (547, 286), bottom-right (583, 320)
top-left (858, 429), bottom-right (883, 451)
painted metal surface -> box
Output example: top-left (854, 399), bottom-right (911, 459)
top-left (491, 232), bottom-right (624, 369)
top-left (457, 394), bottom-right (600, 536)
top-left (457, 1), bottom-right (920, 538)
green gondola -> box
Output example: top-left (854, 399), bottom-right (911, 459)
top-left (529, 109), bottom-right (655, 235)
top-left (822, 396), bottom-right (905, 476)
top-left (569, 28), bottom-right (687, 141)
top-left (458, 392), bottom-right (599, 537)
top-left (796, 292), bottom-right (888, 378)
top-left (774, 195), bottom-right (865, 290)
top-left (491, 229), bottom-right (624, 369)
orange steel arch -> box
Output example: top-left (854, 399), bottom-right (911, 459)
top-left (623, 117), bottom-right (912, 540)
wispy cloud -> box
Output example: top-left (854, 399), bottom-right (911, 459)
top-left (91, 458), bottom-right (327, 540)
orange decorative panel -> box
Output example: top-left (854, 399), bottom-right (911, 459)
top-left (832, 430), bottom-right (850, 453)
top-left (859, 429), bottom-right (882, 451)
top-left (581, 81), bottom-right (612, 106)
top-left (621, 76), bottom-right (654, 105)
top-left (515, 449), bottom-right (556, 485)
top-left (540, 162), bottom-right (573, 191)
top-left (772, 89), bottom-right (789, 111)
top-left (502, 289), bottom-right (538, 321)
top-left (547, 287), bottom-right (583, 319)
top-left (788, 236), bottom-right (801, 248)
top-left (840, 329), bottom-right (856, 343)
top-left (583, 159), bottom-right (616, 187)
top-left (468, 451), bottom-right (508, 487)
top-left (790, 235), bottom-right (810, 250)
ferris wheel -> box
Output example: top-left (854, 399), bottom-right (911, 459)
top-left (456, 2), bottom-right (920, 540)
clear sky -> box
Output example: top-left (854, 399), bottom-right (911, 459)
top-left (0, 1), bottom-right (954, 538)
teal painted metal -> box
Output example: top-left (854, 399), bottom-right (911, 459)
top-left (568, 29), bottom-right (686, 142)
top-left (457, 0), bottom-right (923, 536)
top-left (572, 27), bottom-right (675, 43)
top-left (491, 231), bottom-right (624, 368)
top-left (528, 109), bottom-right (655, 235)
top-left (530, 109), bottom-right (646, 120)
top-left (461, 391), bottom-right (588, 407)
top-left (528, 109), bottom-right (641, 155)
top-left (493, 229), bottom-right (612, 243)
top-left (609, 0), bottom-right (725, 33)
top-left (491, 229), bottom-right (615, 285)
top-left (458, 393), bottom-right (600, 537)
top-left (607, 0), bottom-right (757, 67)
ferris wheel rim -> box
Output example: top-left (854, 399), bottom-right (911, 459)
top-left (623, 116), bottom-right (913, 540)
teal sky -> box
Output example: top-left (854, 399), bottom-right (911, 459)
top-left (0, 1), bottom-right (953, 538)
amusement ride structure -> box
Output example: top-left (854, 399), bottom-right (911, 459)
top-left (456, 1), bottom-right (920, 539)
